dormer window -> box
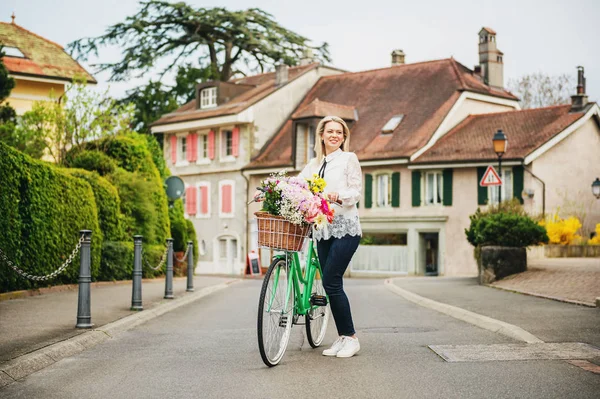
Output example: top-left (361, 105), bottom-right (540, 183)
top-left (3, 46), bottom-right (25, 58)
top-left (382, 115), bottom-right (404, 134)
top-left (200, 87), bottom-right (217, 109)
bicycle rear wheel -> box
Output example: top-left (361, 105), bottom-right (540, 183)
top-left (257, 257), bottom-right (295, 367)
top-left (305, 268), bottom-right (330, 348)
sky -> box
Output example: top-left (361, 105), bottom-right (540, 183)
top-left (3, 0), bottom-right (599, 102)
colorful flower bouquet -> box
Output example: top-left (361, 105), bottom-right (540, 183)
top-left (257, 171), bottom-right (335, 230)
top-left (254, 171), bottom-right (335, 251)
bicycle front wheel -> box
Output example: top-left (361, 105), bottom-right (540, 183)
top-left (257, 257), bottom-right (295, 367)
top-left (305, 268), bottom-right (330, 348)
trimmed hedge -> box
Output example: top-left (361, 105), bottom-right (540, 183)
top-left (65, 150), bottom-right (118, 176)
top-left (0, 142), bottom-right (102, 292)
top-left (100, 241), bottom-right (165, 281)
top-left (169, 200), bottom-right (188, 252)
top-left (466, 210), bottom-right (548, 248)
top-left (64, 169), bottom-right (124, 242)
top-left (185, 219), bottom-right (199, 261)
top-left (143, 134), bottom-right (170, 179)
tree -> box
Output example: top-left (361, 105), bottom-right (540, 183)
top-left (68, 1), bottom-right (330, 83)
top-left (507, 73), bottom-right (573, 109)
top-left (18, 79), bottom-right (135, 164)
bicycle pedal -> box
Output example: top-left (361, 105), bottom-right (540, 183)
top-left (279, 316), bottom-right (288, 327)
top-left (310, 295), bottom-right (328, 306)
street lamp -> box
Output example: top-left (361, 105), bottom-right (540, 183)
top-left (492, 129), bottom-right (508, 203)
top-left (592, 178), bottom-right (600, 199)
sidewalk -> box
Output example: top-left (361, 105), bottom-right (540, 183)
top-left (390, 277), bottom-right (600, 347)
top-left (0, 275), bottom-right (236, 364)
top-left (491, 258), bottom-right (600, 307)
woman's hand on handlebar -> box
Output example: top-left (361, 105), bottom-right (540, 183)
top-left (326, 192), bottom-right (342, 205)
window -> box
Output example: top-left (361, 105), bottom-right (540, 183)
top-left (3, 46), bottom-right (25, 58)
top-left (197, 183), bottom-right (210, 217)
top-left (376, 174), bottom-right (391, 207)
top-left (200, 87), bottom-right (217, 109)
top-left (488, 169), bottom-right (513, 205)
top-left (219, 180), bottom-right (235, 217)
top-left (197, 133), bottom-right (209, 160)
top-left (306, 125), bottom-right (316, 162)
top-left (179, 136), bottom-right (187, 161)
top-left (221, 130), bottom-right (233, 157)
top-left (382, 115), bottom-right (404, 134)
top-left (425, 171), bottom-right (443, 205)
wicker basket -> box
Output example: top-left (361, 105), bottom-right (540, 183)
top-left (255, 211), bottom-right (311, 252)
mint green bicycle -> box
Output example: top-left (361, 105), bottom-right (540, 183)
top-left (256, 220), bottom-right (330, 367)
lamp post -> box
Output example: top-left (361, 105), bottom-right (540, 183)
top-left (592, 178), bottom-right (600, 199)
top-left (492, 129), bottom-right (508, 203)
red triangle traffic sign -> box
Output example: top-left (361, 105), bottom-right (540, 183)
top-left (480, 165), bottom-right (502, 186)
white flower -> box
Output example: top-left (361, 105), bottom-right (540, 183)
top-left (313, 214), bottom-right (328, 230)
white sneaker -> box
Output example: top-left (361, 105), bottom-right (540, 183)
top-left (336, 336), bottom-right (360, 358)
top-left (322, 337), bottom-right (346, 356)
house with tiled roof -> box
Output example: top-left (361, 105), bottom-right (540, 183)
top-left (151, 60), bottom-right (344, 274)
top-left (244, 28), bottom-right (600, 276)
top-left (0, 15), bottom-right (96, 114)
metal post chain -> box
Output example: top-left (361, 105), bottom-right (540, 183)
top-left (0, 235), bottom-right (84, 281)
top-left (173, 245), bottom-right (191, 263)
top-left (142, 245), bottom-right (169, 271)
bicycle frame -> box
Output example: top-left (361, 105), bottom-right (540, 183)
top-left (267, 238), bottom-right (324, 317)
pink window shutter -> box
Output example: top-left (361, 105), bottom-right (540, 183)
top-left (185, 187), bottom-right (193, 214)
top-left (232, 127), bottom-right (240, 157)
top-left (189, 133), bottom-right (198, 162)
top-left (222, 185), bottom-right (232, 214)
top-left (189, 187), bottom-right (197, 215)
top-left (186, 134), bottom-right (193, 162)
top-left (200, 186), bottom-right (209, 215)
top-left (170, 135), bottom-right (177, 163)
top-left (208, 130), bottom-right (215, 160)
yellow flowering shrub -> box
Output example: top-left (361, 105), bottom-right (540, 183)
top-left (589, 224), bottom-right (600, 245)
top-left (540, 215), bottom-right (582, 245)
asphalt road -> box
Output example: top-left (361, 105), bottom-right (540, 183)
top-left (3, 279), bottom-right (599, 399)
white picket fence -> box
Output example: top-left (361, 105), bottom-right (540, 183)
top-left (351, 245), bottom-right (408, 274)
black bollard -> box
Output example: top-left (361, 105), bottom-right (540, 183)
top-left (131, 235), bottom-right (143, 310)
top-left (186, 241), bottom-right (194, 292)
top-left (164, 238), bottom-right (174, 299)
top-left (76, 230), bottom-right (93, 328)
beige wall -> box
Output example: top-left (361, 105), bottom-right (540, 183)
top-left (528, 117), bottom-right (600, 236)
top-left (444, 97), bottom-right (516, 133)
top-left (3, 78), bottom-right (65, 115)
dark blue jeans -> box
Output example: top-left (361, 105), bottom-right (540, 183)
top-left (317, 234), bottom-right (361, 336)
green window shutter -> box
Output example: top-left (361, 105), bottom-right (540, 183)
top-left (364, 174), bottom-right (373, 208)
top-left (443, 169), bottom-right (453, 206)
top-left (513, 165), bottom-right (524, 204)
top-left (391, 172), bottom-right (400, 207)
top-left (411, 171), bottom-right (421, 207)
top-left (477, 167), bottom-right (488, 205)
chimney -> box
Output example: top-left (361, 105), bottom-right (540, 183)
top-left (391, 49), bottom-right (405, 66)
top-left (571, 66), bottom-right (589, 111)
top-left (299, 48), bottom-right (315, 66)
top-left (477, 27), bottom-right (504, 89)
top-left (275, 62), bottom-right (289, 86)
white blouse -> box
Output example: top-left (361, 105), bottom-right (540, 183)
top-left (300, 149), bottom-right (362, 241)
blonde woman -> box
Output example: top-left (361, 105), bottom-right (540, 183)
top-left (299, 115), bottom-right (362, 358)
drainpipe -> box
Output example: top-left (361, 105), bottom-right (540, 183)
top-left (522, 164), bottom-right (545, 219)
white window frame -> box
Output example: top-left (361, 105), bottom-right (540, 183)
top-left (488, 168), bottom-right (513, 205)
top-left (220, 128), bottom-right (235, 162)
top-left (196, 182), bottom-right (211, 218)
top-left (218, 180), bottom-right (235, 218)
top-left (424, 171), bottom-right (444, 206)
top-left (196, 132), bottom-right (210, 165)
top-left (176, 133), bottom-right (189, 167)
top-left (200, 87), bottom-right (217, 109)
top-left (306, 125), bottom-right (316, 163)
top-left (375, 173), bottom-right (392, 208)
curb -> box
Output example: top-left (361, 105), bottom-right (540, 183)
top-left (0, 279), bottom-right (241, 389)
top-left (485, 284), bottom-right (597, 308)
top-left (384, 279), bottom-right (544, 344)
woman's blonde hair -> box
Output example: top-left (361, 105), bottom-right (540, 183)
top-left (314, 115), bottom-right (351, 162)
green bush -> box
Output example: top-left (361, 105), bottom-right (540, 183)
top-left (109, 168), bottom-right (168, 244)
top-left (0, 142), bottom-right (102, 292)
top-left (64, 169), bottom-right (124, 241)
top-left (169, 200), bottom-right (188, 252)
top-left (465, 209), bottom-right (548, 248)
top-left (143, 134), bottom-right (169, 179)
top-left (142, 243), bottom-right (168, 278)
top-left (185, 219), bottom-right (199, 261)
top-left (65, 150), bottom-right (118, 176)
top-left (100, 241), bottom-right (166, 280)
